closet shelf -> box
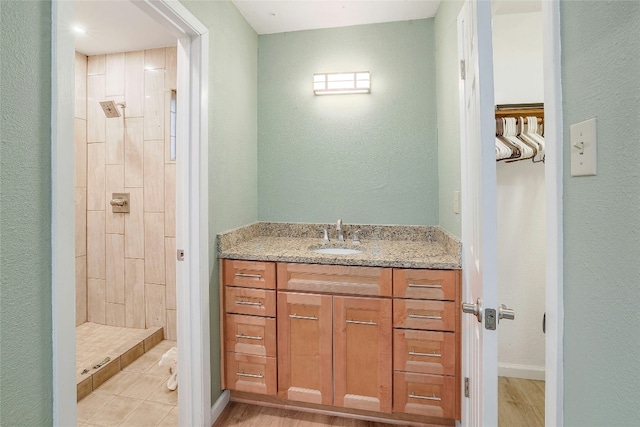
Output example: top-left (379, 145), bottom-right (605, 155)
top-left (495, 104), bottom-right (544, 119)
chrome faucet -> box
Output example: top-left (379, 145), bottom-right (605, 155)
top-left (336, 218), bottom-right (344, 242)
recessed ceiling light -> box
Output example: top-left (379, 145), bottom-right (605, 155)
top-left (72, 25), bottom-right (86, 35)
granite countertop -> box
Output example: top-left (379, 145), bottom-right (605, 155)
top-left (217, 222), bottom-right (461, 270)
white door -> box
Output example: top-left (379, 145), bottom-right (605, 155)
top-left (457, 0), bottom-right (499, 425)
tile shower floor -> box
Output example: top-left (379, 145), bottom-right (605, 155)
top-left (77, 339), bottom-right (178, 426)
top-left (77, 324), bottom-right (177, 426)
top-left (76, 323), bottom-right (164, 400)
top-left (76, 323), bottom-right (159, 377)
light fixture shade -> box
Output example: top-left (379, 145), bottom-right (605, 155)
top-left (313, 71), bottom-right (371, 95)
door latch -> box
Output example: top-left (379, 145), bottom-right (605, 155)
top-left (485, 308), bottom-right (496, 330)
top-left (177, 249), bottom-right (185, 261)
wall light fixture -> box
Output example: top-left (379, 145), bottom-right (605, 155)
top-left (313, 71), bottom-right (371, 95)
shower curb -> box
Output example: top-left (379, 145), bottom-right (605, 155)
top-left (77, 326), bottom-right (164, 401)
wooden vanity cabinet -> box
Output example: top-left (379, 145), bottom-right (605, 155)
top-left (277, 263), bottom-right (393, 413)
top-left (222, 259), bottom-right (461, 422)
top-left (277, 291), bottom-right (333, 405)
top-left (392, 268), bottom-right (461, 419)
top-left (222, 260), bottom-right (277, 395)
top-left (333, 295), bottom-right (392, 413)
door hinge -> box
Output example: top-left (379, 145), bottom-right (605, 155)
top-left (460, 59), bottom-right (466, 80)
top-left (177, 249), bottom-right (185, 261)
top-left (464, 377), bottom-right (470, 398)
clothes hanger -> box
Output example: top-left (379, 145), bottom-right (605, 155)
top-left (495, 118), bottom-right (513, 160)
top-left (503, 117), bottom-right (535, 161)
top-left (514, 116), bottom-right (541, 162)
top-left (521, 116), bottom-right (545, 163)
top-left (497, 118), bottom-right (521, 161)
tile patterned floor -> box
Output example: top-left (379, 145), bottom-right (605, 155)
top-left (76, 322), bottom-right (164, 400)
top-left (76, 322), bottom-right (159, 380)
top-left (77, 339), bottom-right (178, 427)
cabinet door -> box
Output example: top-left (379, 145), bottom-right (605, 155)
top-left (225, 352), bottom-right (277, 396)
top-left (277, 292), bottom-right (333, 405)
top-left (225, 287), bottom-right (276, 317)
top-left (223, 259), bottom-right (276, 289)
top-left (225, 314), bottom-right (276, 357)
top-left (393, 329), bottom-right (456, 376)
top-left (393, 269), bottom-right (459, 301)
top-left (393, 372), bottom-right (456, 419)
top-left (393, 299), bottom-right (456, 332)
top-left (333, 296), bottom-right (392, 413)
top-left (277, 263), bottom-right (392, 297)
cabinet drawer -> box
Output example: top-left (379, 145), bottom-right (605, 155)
top-left (393, 299), bottom-right (456, 332)
top-left (277, 262), bottom-right (392, 297)
top-left (223, 259), bottom-right (276, 289)
top-left (393, 372), bottom-right (456, 419)
top-left (225, 314), bottom-right (276, 357)
top-left (393, 269), bottom-right (458, 301)
top-left (225, 352), bottom-right (277, 396)
top-left (225, 287), bottom-right (276, 317)
top-left (393, 329), bottom-right (455, 376)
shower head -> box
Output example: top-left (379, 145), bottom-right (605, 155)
top-left (99, 100), bottom-right (125, 118)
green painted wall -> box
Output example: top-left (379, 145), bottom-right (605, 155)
top-left (4, 1), bottom-right (638, 424)
top-left (0, 1), bottom-right (53, 425)
top-left (560, 1), bottom-right (640, 425)
top-left (257, 20), bottom-right (439, 225)
top-left (435, 0), bottom-right (464, 238)
top-left (180, 0), bottom-right (259, 402)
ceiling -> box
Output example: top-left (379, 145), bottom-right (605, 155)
top-left (232, 0), bottom-right (440, 35)
top-left (73, 0), bottom-right (541, 56)
top-left (74, 0), bottom-right (176, 56)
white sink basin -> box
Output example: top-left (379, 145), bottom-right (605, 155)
top-left (313, 247), bottom-right (363, 255)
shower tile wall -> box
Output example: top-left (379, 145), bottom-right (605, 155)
top-left (75, 47), bottom-right (177, 340)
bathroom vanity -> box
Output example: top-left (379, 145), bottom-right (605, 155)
top-left (218, 222), bottom-right (461, 426)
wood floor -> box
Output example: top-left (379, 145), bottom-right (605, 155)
top-left (214, 377), bottom-right (544, 427)
top-left (213, 402), bottom-right (414, 427)
top-left (499, 377), bottom-right (545, 427)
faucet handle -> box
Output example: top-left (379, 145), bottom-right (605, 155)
top-left (336, 218), bottom-right (342, 230)
top-left (353, 229), bottom-right (361, 244)
top-left (321, 227), bottom-right (330, 243)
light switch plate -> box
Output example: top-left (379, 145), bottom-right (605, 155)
top-left (570, 118), bottom-right (597, 176)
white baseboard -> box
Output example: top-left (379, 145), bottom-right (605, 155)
top-left (210, 390), bottom-right (230, 425)
top-left (499, 363), bottom-right (545, 380)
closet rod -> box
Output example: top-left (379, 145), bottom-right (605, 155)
top-left (495, 108), bottom-right (544, 119)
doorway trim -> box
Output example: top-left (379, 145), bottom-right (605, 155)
top-left (51, 1), bottom-right (211, 426)
top-left (542, 0), bottom-right (564, 425)
top-left (458, 0), bottom-right (564, 425)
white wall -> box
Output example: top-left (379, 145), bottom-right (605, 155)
top-left (493, 11), bottom-right (546, 379)
top-left (493, 12), bottom-right (543, 105)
